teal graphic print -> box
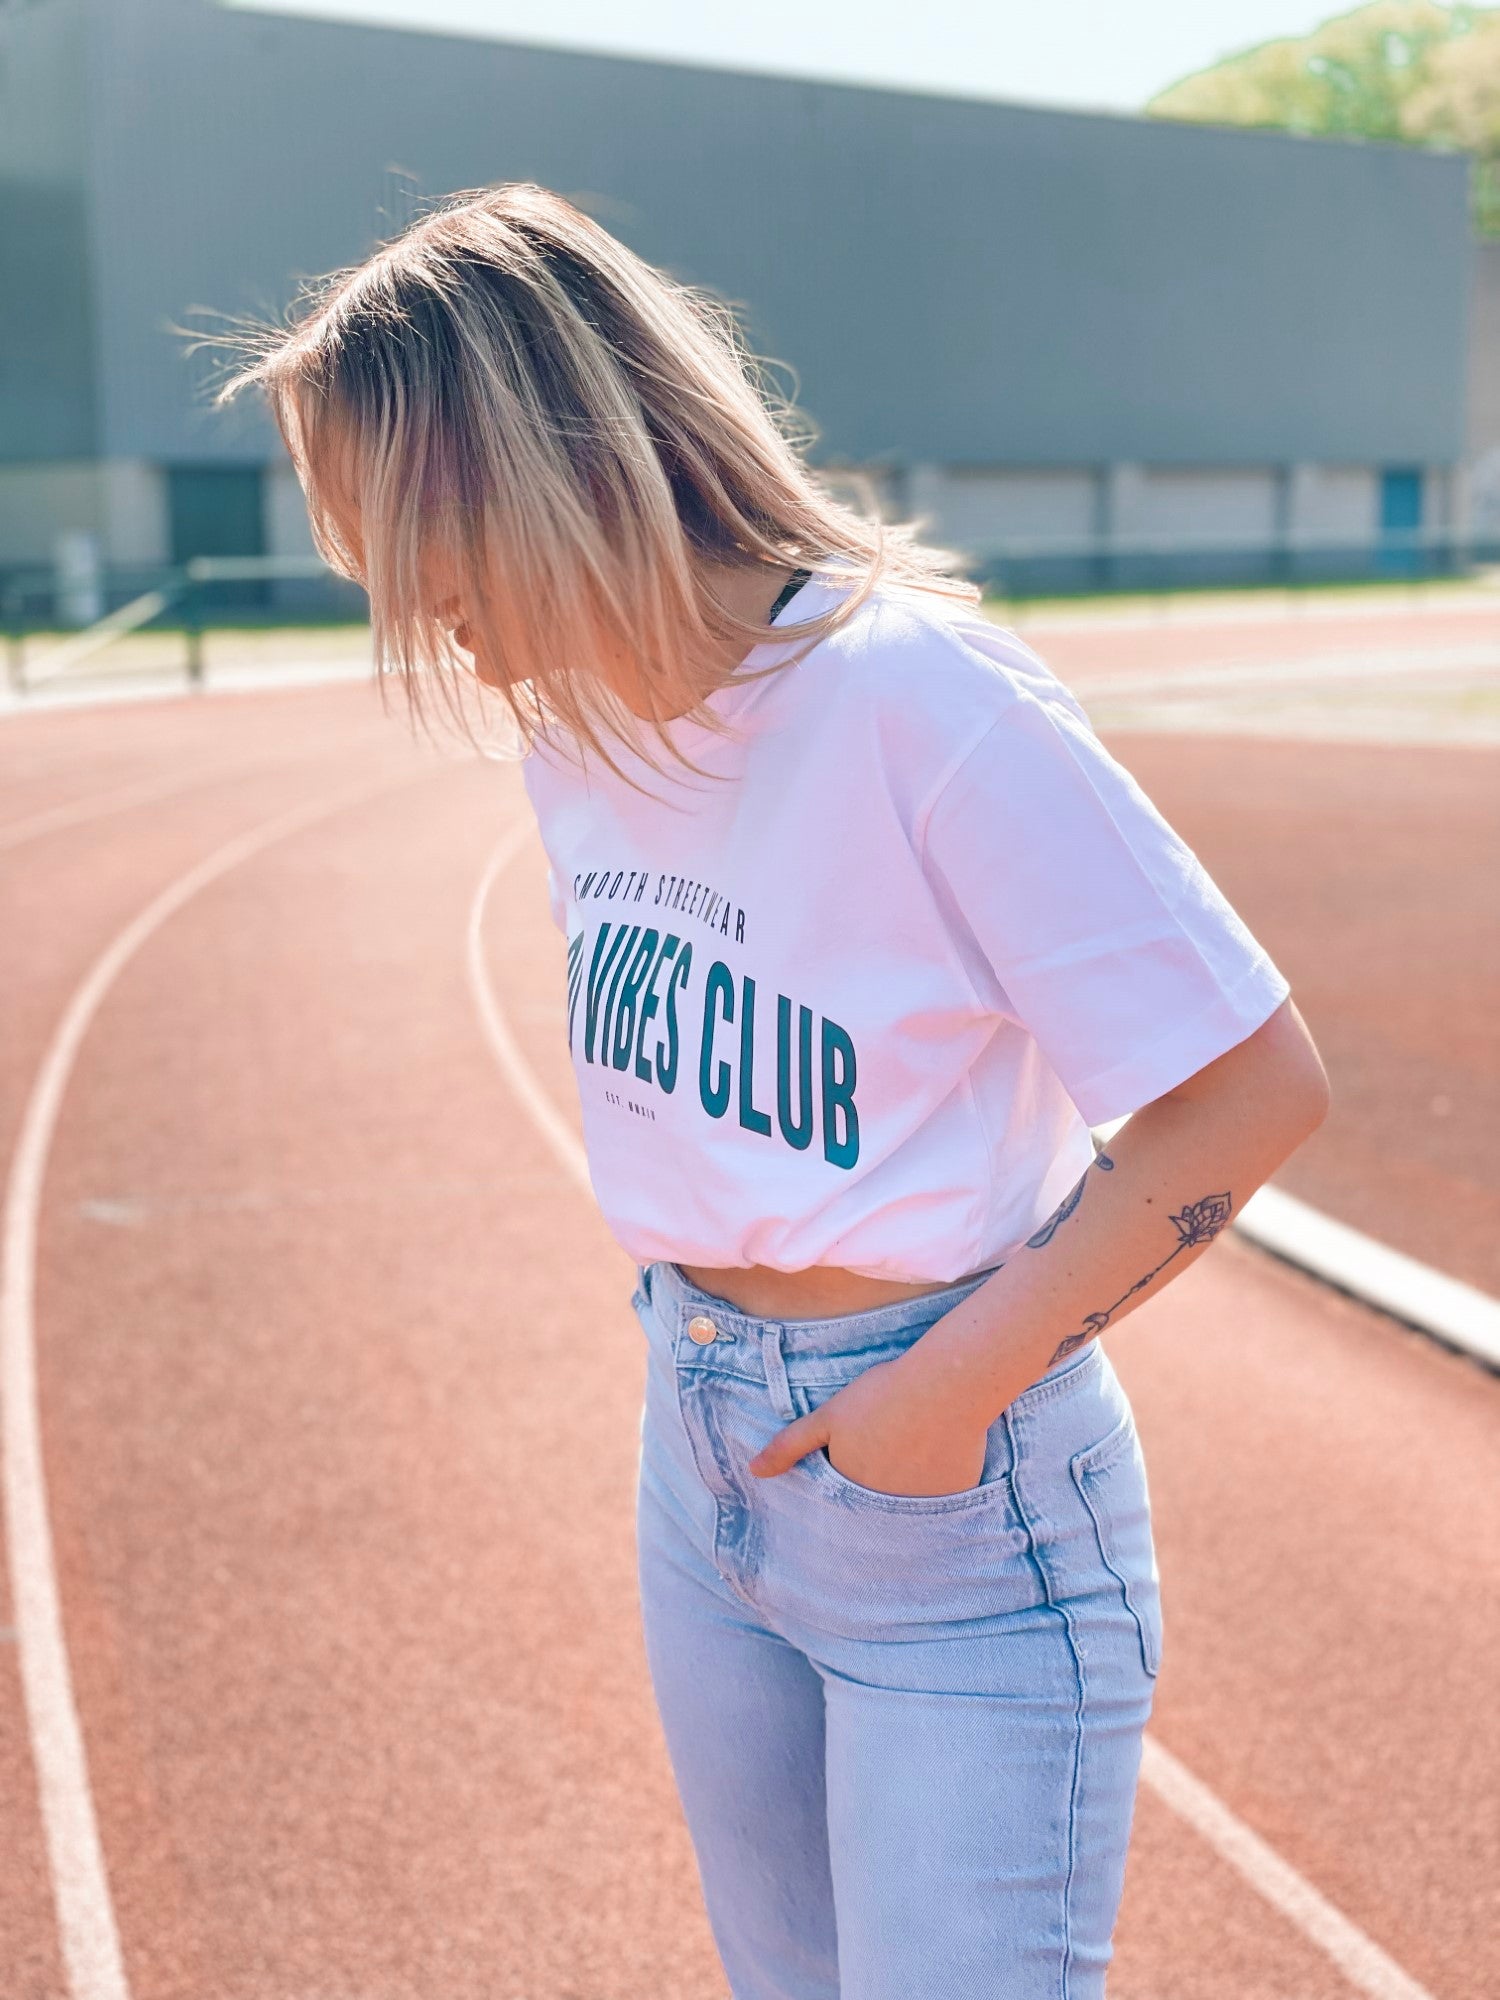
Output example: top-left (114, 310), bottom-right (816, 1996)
top-left (565, 915), bottom-right (860, 1168)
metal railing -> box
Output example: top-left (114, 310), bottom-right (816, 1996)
top-left (3, 527), bottom-right (1497, 702)
top-left (966, 522), bottom-right (1493, 598)
top-left (2, 556), bottom-right (358, 697)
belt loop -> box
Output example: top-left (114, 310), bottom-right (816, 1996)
top-left (759, 1326), bottom-right (796, 1424)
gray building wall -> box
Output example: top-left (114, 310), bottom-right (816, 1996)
top-left (1466, 239), bottom-right (1500, 545)
top-left (0, 0), bottom-right (98, 459)
top-left (80, 0), bottom-right (1472, 469)
top-left (0, 0), bottom-right (1478, 588)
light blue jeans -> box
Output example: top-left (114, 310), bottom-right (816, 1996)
top-left (630, 1256), bottom-right (1162, 2000)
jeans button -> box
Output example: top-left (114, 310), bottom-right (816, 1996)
top-left (686, 1313), bottom-right (719, 1345)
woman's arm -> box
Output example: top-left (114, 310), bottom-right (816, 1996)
top-left (749, 996), bottom-right (1330, 1495)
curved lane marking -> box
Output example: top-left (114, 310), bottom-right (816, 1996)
top-left (466, 833), bottom-right (1436, 2000)
top-left (1, 767), bottom-right (432, 2000)
top-left (0, 735), bottom-right (393, 857)
top-left (0, 773), bottom-right (221, 856)
top-left (464, 824), bottom-right (590, 1183)
top-left (1142, 1739), bottom-right (1433, 2000)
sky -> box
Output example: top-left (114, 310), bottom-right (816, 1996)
top-left (223, 1), bottom-right (1385, 117)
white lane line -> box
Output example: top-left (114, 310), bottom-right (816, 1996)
top-left (1141, 1739), bottom-right (1434, 2000)
top-left (0, 657), bottom-right (373, 720)
top-left (0, 773), bottom-right (214, 855)
top-left (1067, 640), bottom-right (1500, 704)
top-left (1, 767), bottom-right (430, 2000)
top-left (1009, 590), bottom-right (1500, 635)
top-left (467, 838), bottom-right (1439, 2000)
top-left (1093, 1117), bottom-right (1500, 1373)
top-left (0, 733), bottom-right (399, 857)
top-left (464, 825), bottom-right (589, 1184)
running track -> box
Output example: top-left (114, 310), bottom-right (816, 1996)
top-left (2, 608), bottom-right (1497, 1998)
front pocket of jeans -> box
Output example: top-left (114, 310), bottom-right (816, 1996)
top-left (790, 1374), bottom-right (1014, 1518)
top-left (1071, 1413), bottom-right (1162, 1677)
top-left (809, 1447), bottom-right (1014, 1517)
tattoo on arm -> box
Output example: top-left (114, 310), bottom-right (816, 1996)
top-left (1032, 1168), bottom-right (1240, 1368)
top-left (1025, 1150), bottom-right (1115, 1248)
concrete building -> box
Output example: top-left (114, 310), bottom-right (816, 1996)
top-left (0, 0), bottom-right (1482, 616)
top-left (1466, 240), bottom-right (1500, 550)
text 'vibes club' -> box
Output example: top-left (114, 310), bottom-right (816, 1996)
top-left (563, 877), bottom-right (861, 1168)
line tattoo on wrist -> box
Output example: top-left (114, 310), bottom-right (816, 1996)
top-left (1032, 1168), bottom-right (1240, 1368)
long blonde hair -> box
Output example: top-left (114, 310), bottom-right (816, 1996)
top-left (202, 180), bottom-right (980, 792)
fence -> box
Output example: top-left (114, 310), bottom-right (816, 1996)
top-left (967, 522), bottom-right (1493, 598)
top-left (3, 528), bottom-right (1496, 704)
top-left (2, 556), bottom-right (365, 698)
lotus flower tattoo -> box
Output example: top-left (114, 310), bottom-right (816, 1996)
top-left (1042, 1182), bottom-right (1234, 1365)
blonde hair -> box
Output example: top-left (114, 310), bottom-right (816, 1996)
top-left (201, 180), bottom-right (980, 793)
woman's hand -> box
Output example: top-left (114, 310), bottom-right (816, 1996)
top-left (747, 1351), bottom-right (995, 1498)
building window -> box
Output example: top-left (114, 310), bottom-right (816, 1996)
top-left (166, 464), bottom-right (268, 608)
top-left (1378, 466), bottom-right (1423, 576)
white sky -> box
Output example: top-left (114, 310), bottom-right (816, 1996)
top-left (223, 1), bottom-right (1401, 116)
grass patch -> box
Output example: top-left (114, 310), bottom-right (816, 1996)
top-left (982, 572), bottom-right (1500, 619)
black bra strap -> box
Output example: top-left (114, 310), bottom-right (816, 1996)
top-left (768, 566), bottom-right (814, 624)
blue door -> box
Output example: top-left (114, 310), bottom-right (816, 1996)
top-left (167, 464), bottom-right (268, 609)
top-left (1379, 468), bottom-right (1423, 576)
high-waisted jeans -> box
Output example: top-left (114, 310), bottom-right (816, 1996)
top-left (630, 1256), bottom-right (1163, 2000)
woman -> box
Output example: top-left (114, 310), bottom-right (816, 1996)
top-left (213, 181), bottom-right (1330, 1998)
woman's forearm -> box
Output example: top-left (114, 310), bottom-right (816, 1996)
top-left (899, 1048), bottom-right (1331, 1429)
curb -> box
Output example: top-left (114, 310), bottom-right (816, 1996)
top-left (1096, 1112), bottom-right (1500, 1376)
top-left (1094, 1117), bottom-right (1500, 1372)
top-left (0, 658), bottom-right (373, 718)
top-left (1231, 1184), bottom-right (1500, 1371)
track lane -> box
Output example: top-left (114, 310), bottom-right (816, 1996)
top-left (1025, 601), bottom-right (1500, 682)
top-left (0, 697), bottom-right (449, 1998)
top-left (1094, 733), bottom-right (1500, 1298)
top-left (1113, 1246), bottom-right (1498, 1996)
top-left (3, 614), bottom-right (1495, 1997)
top-left (27, 745), bottom-right (1486, 1997)
top-left (0, 679), bottom-right (396, 839)
top-left (0, 729), bottom-right (400, 859)
top-left (23, 758), bottom-right (719, 1998)
top-left (5, 769), bottom-right (452, 2000)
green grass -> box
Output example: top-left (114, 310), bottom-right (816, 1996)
top-left (7, 570), bottom-right (1498, 645)
top-left (981, 571), bottom-right (1500, 619)
top-left (7, 614), bottom-right (371, 640)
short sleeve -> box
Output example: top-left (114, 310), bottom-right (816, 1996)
top-left (919, 693), bottom-right (1291, 1126)
top-left (544, 861), bottom-right (567, 935)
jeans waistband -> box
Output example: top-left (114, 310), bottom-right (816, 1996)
top-left (645, 1257), bottom-right (1009, 1362)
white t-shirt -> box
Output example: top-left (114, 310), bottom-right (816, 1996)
top-left (520, 563), bottom-right (1290, 1284)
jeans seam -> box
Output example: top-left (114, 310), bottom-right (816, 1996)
top-left (1072, 1438), bottom-right (1161, 1681)
top-left (759, 1327), bottom-right (795, 1424)
top-left (1013, 1341), bottom-right (1101, 1411)
top-left (1004, 1403), bottom-right (1085, 1999)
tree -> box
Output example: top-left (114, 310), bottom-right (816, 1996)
top-left (1147, 3), bottom-right (1500, 235)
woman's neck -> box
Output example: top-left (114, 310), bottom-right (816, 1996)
top-left (616, 559), bottom-right (801, 722)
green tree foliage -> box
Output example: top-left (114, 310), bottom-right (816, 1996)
top-left (1147, 3), bottom-right (1500, 234)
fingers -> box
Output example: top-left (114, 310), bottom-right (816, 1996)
top-left (748, 1416), bottom-right (826, 1478)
